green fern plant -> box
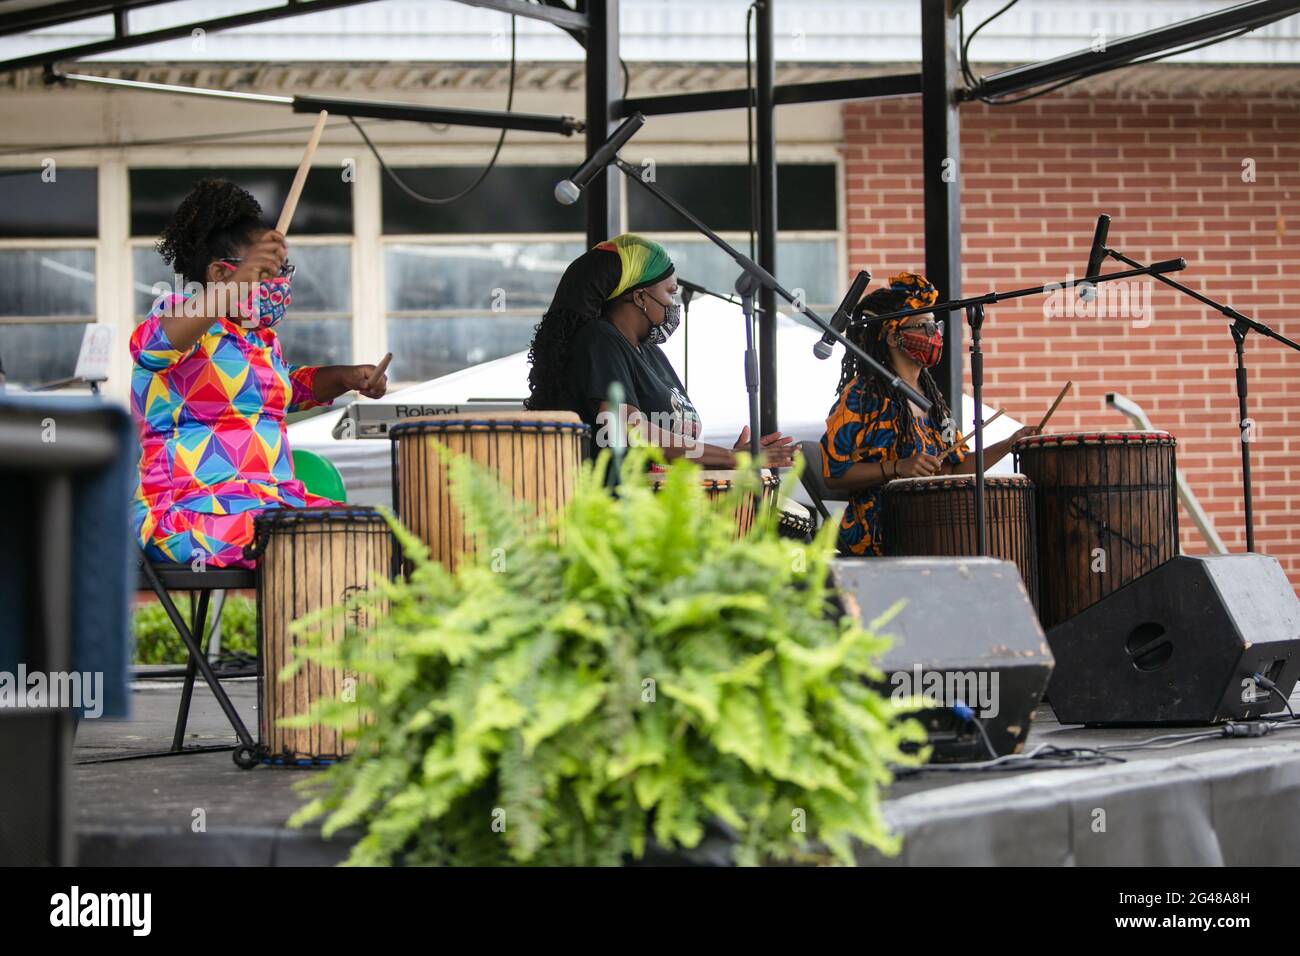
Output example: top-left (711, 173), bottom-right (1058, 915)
top-left (287, 446), bottom-right (926, 866)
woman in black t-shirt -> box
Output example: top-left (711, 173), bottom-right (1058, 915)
top-left (526, 234), bottom-right (793, 468)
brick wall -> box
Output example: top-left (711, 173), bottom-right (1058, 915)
top-left (842, 90), bottom-right (1299, 588)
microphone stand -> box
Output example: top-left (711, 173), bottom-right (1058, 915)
top-left (857, 259), bottom-right (1186, 556)
top-left (1099, 246), bottom-right (1300, 554)
top-left (736, 272), bottom-right (764, 458)
top-left (678, 278), bottom-right (769, 449)
top-left (677, 277), bottom-right (767, 312)
top-left (608, 156), bottom-right (933, 465)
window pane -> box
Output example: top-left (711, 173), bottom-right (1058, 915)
top-left (0, 322), bottom-right (87, 386)
top-left (668, 237), bottom-right (839, 312)
top-left (381, 167), bottom-right (587, 235)
top-left (130, 167), bottom-right (352, 237)
top-left (386, 316), bottom-right (537, 385)
top-left (385, 241), bottom-right (584, 313)
top-left (0, 168), bottom-right (98, 238)
top-left (627, 163), bottom-right (837, 232)
top-left (0, 249), bottom-right (96, 317)
top-left (276, 319), bottom-right (352, 369)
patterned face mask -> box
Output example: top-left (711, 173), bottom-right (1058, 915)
top-left (642, 292), bottom-right (683, 346)
top-left (243, 277), bottom-right (292, 329)
top-left (897, 322), bottom-right (943, 368)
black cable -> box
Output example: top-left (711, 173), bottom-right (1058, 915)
top-left (961, 0), bottom-right (1019, 92)
top-left (894, 743), bottom-right (1124, 777)
top-left (1255, 672), bottom-right (1295, 719)
top-left (350, 14), bottom-right (517, 206)
top-left (958, 9), bottom-right (975, 89)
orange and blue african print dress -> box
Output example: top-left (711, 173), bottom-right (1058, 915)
top-left (820, 377), bottom-right (967, 557)
top-left (130, 294), bottom-right (337, 568)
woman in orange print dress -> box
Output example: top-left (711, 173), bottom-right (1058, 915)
top-left (820, 272), bottom-right (1039, 556)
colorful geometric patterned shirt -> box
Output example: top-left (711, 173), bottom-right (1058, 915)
top-left (129, 293), bottom-right (332, 567)
top-left (821, 376), bottom-right (967, 556)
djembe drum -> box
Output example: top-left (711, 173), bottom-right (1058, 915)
top-left (246, 507), bottom-right (394, 765)
top-left (776, 498), bottom-right (816, 542)
top-left (649, 469), bottom-right (783, 538)
top-left (390, 411), bottom-right (589, 572)
top-left (1014, 431), bottom-right (1178, 630)
top-left (881, 474), bottom-right (1039, 607)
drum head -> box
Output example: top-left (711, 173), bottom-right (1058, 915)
top-left (390, 410), bottom-right (587, 439)
top-left (652, 468), bottom-right (777, 490)
top-left (1014, 430), bottom-right (1175, 451)
top-left (253, 506), bottom-right (386, 531)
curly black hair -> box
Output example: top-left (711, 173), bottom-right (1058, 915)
top-left (155, 178), bottom-right (265, 287)
top-left (525, 301), bottom-right (621, 411)
top-left (836, 287), bottom-right (955, 450)
top-left (525, 307), bottom-right (583, 410)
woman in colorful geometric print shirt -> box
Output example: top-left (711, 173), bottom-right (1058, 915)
top-left (820, 272), bottom-right (1038, 557)
top-left (130, 179), bottom-right (387, 568)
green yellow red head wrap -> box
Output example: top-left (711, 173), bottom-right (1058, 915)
top-left (545, 234), bottom-right (675, 320)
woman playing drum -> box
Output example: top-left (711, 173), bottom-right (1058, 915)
top-left (130, 179), bottom-right (389, 568)
top-left (525, 233), bottom-right (794, 468)
top-left (820, 272), bottom-right (1039, 557)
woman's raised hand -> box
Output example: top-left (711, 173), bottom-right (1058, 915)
top-left (229, 231), bottom-right (287, 285)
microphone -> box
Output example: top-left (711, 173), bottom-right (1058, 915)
top-left (1079, 214), bottom-right (1111, 302)
top-left (554, 112), bottom-right (646, 205)
top-left (813, 270), bottom-right (872, 360)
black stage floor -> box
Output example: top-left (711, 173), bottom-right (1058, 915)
top-left (72, 675), bottom-right (1300, 866)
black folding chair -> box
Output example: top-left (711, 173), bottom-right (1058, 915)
top-left (797, 439), bottom-right (849, 528)
top-left (136, 548), bottom-right (258, 757)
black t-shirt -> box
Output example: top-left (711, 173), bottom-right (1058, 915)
top-left (562, 319), bottom-right (702, 440)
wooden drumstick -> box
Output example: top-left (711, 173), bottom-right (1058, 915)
top-left (938, 408), bottom-right (1004, 458)
top-left (276, 110), bottom-right (329, 236)
top-left (1038, 380), bottom-right (1072, 431)
top-left (367, 352), bottom-right (393, 388)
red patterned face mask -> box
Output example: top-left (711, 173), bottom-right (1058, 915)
top-left (898, 324), bottom-right (943, 367)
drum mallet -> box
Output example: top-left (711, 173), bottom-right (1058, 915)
top-left (365, 352), bottom-right (393, 391)
top-left (1038, 381), bottom-right (1072, 431)
top-left (939, 408), bottom-right (1004, 458)
top-left (276, 110), bottom-right (329, 236)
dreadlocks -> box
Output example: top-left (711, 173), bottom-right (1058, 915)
top-left (526, 304), bottom-right (594, 411)
top-left (835, 286), bottom-right (954, 450)
top-left (155, 179), bottom-right (265, 287)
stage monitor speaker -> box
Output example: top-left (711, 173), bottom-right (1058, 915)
top-left (1047, 554), bottom-right (1300, 726)
top-left (829, 557), bottom-right (1052, 763)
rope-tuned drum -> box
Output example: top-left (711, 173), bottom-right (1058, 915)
top-left (881, 473), bottom-right (1039, 607)
top-left (390, 411), bottom-right (590, 572)
top-left (1014, 430), bottom-right (1179, 630)
top-left (247, 507), bottom-right (395, 765)
top-left (649, 468), bottom-right (783, 538)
